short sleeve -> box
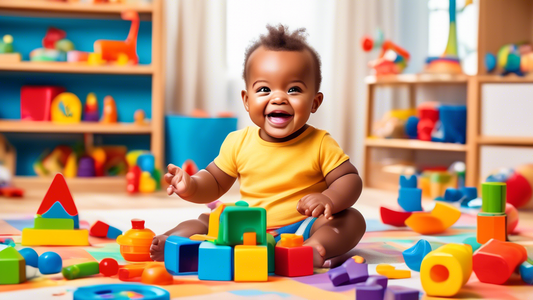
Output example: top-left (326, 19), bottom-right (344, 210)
top-left (213, 131), bottom-right (240, 178)
top-left (319, 133), bottom-right (350, 177)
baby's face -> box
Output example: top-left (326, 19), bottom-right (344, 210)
top-left (242, 46), bottom-right (323, 141)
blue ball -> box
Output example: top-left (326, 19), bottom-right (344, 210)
top-left (38, 251), bottom-right (62, 274)
top-left (485, 53), bottom-right (496, 72)
top-left (18, 248), bottom-right (39, 268)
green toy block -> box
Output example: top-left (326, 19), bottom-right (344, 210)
top-left (0, 247), bottom-right (26, 284)
top-left (482, 182), bottom-right (506, 213)
top-left (267, 233), bottom-right (275, 273)
top-left (215, 202), bottom-right (267, 246)
top-left (34, 216), bottom-right (74, 230)
top-left (477, 212), bottom-right (506, 217)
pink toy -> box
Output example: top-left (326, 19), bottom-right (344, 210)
top-left (20, 86), bottom-right (66, 121)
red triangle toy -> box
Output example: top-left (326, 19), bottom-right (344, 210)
top-left (36, 173), bottom-right (78, 216)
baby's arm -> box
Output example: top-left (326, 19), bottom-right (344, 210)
top-left (297, 160), bottom-right (362, 219)
top-left (165, 162), bottom-right (236, 204)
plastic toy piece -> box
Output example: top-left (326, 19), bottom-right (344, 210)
top-left (215, 204), bottom-right (267, 246)
top-left (366, 275), bottom-right (388, 290)
top-left (384, 286), bottom-right (420, 300)
top-left (37, 173), bottom-right (78, 216)
top-left (190, 202), bottom-right (228, 242)
top-left (234, 245), bottom-right (268, 282)
top-left (432, 105), bottom-right (466, 144)
top-left (91, 148), bottom-right (106, 177)
top-left (0, 238), bottom-right (15, 247)
top-left (274, 245), bottom-right (313, 277)
top-left (342, 259), bottom-right (368, 284)
top-left (243, 232), bottom-right (257, 246)
top-left (126, 165), bottom-right (141, 194)
top-left (64, 152), bottom-right (78, 178)
top-left (182, 160), bottom-right (199, 176)
top-left (101, 96), bottom-right (118, 123)
top-left (444, 188), bottom-right (463, 202)
top-left (83, 93), bottom-right (99, 122)
top-left (20, 86), bottom-right (65, 121)
top-left (94, 10), bottom-right (139, 65)
top-left (141, 265), bottom-right (173, 285)
top-left (118, 264), bottom-right (146, 280)
top-left (420, 244), bottom-right (472, 297)
top-left (462, 236), bottom-right (482, 252)
top-left (354, 283), bottom-right (384, 300)
top-left (43, 27), bottom-right (65, 49)
top-left (352, 255), bottom-right (366, 264)
top-left (380, 207), bottom-right (412, 227)
top-left (520, 261), bottom-right (533, 285)
top-left (399, 175), bottom-right (417, 188)
top-left (279, 233), bottom-right (304, 247)
top-left (398, 188), bottom-right (423, 212)
top-left (99, 258), bottom-right (119, 277)
top-left (90, 220), bottom-right (109, 237)
top-left (473, 239), bottom-right (527, 285)
top-left (62, 262), bottom-right (100, 280)
top-left (41, 202), bottom-right (79, 229)
top-left (482, 182), bottom-right (506, 213)
top-left (73, 283), bottom-right (170, 300)
top-left (78, 156), bottom-right (96, 177)
top-left (267, 233), bottom-right (275, 273)
top-left (476, 213), bottom-right (506, 244)
top-left (137, 153), bottom-right (155, 173)
top-left (51, 92), bottom-right (82, 124)
top-left (116, 219), bottom-right (155, 262)
top-left (164, 236), bottom-right (201, 275)
top-left (327, 266), bottom-right (349, 286)
top-left (0, 187), bottom-right (24, 198)
top-left (139, 171), bottom-right (157, 193)
top-left (198, 241), bottom-right (233, 281)
top-left (23, 229), bottom-right (89, 246)
top-left (87, 53), bottom-right (105, 65)
top-left (0, 247), bottom-right (26, 285)
top-left (38, 251), bottom-right (62, 275)
top-left (402, 239), bottom-right (432, 272)
top-left (18, 248), bottom-right (38, 268)
top-left (376, 264), bottom-right (411, 279)
top-left (134, 109), bottom-right (147, 125)
top-left (34, 216), bottom-right (74, 229)
top-left (418, 105), bottom-right (439, 141)
top-left (405, 202), bottom-right (461, 235)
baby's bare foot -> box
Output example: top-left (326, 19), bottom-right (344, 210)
top-left (150, 235), bottom-right (168, 261)
top-left (305, 241), bottom-right (326, 267)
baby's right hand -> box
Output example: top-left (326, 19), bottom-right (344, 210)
top-left (165, 164), bottom-right (194, 196)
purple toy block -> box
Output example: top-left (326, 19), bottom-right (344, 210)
top-left (366, 275), bottom-right (388, 290)
top-left (327, 266), bottom-right (349, 286)
top-left (355, 283), bottom-right (384, 300)
top-left (342, 259), bottom-right (368, 284)
top-left (384, 286), bottom-right (420, 300)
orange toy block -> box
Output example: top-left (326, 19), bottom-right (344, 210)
top-left (405, 202), bottom-right (460, 235)
top-left (243, 232), bottom-right (257, 245)
top-left (376, 264), bottom-right (411, 279)
top-left (477, 215), bottom-right (507, 244)
top-left (279, 234), bottom-right (304, 247)
top-left (473, 239), bottom-right (527, 285)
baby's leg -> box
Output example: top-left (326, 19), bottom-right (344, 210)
top-left (150, 213), bottom-right (209, 261)
top-left (304, 207), bottom-right (366, 268)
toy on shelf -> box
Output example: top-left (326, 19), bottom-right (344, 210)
top-left (361, 29), bottom-right (410, 75)
top-left (101, 95), bottom-right (118, 123)
top-left (30, 27), bottom-right (75, 62)
top-left (0, 137), bottom-right (24, 198)
top-left (51, 92), bottom-right (82, 124)
top-left (485, 43), bottom-right (533, 76)
top-left (372, 109), bottom-right (416, 139)
top-left (21, 86), bottom-right (66, 121)
top-left (94, 10), bottom-right (139, 65)
top-left (486, 164), bottom-right (533, 209)
top-left (116, 219), bottom-right (155, 261)
top-left (431, 105), bottom-right (467, 144)
top-left (83, 93), bottom-right (100, 122)
top-left (405, 202), bottom-right (461, 235)
top-left (90, 220), bottom-right (123, 239)
top-left (473, 239), bottom-right (527, 285)
top-left (134, 109), bottom-right (148, 125)
top-left (21, 173), bottom-right (89, 246)
top-left (126, 151), bottom-right (161, 194)
top-left (0, 35), bottom-right (22, 63)
top-left (477, 182), bottom-right (508, 244)
top-left (417, 102), bottom-right (439, 141)
top-left (0, 246), bottom-right (26, 285)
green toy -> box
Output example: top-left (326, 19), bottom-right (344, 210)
top-left (0, 35), bottom-right (14, 54)
top-left (0, 247), bottom-right (26, 285)
top-left (214, 201), bottom-right (267, 246)
top-left (267, 233), bottom-right (275, 273)
top-left (62, 262), bottom-right (100, 280)
top-left (34, 216), bottom-right (74, 230)
top-left (482, 182), bottom-right (506, 213)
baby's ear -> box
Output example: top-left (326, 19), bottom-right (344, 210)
top-left (311, 92), bottom-right (324, 113)
top-left (241, 90), bottom-right (250, 112)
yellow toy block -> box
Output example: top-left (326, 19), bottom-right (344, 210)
top-left (376, 264), bottom-right (411, 279)
top-left (243, 232), bottom-right (256, 245)
top-left (22, 228), bottom-right (89, 246)
top-left (279, 234), bottom-right (303, 247)
top-left (420, 244), bottom-right (472, 297)
top-left (190, 203), bottom-right (233, 242)
top-left (234, 245), bottom-right (268, 282)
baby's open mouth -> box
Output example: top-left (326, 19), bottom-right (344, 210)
top-left (266, 111), bottom-right (294, 126)
top-left (267, 112), bottom-right (293, 118)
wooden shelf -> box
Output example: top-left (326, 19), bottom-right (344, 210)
top-left (478, 136), bottom-right (533, 146)
top-left (0, 0), bottom-right (153, 14)
top-left (13, 176), bottom-right (126, 193)
top-left (365, 138), bottom-right (467, 152)
top-left (365, 74), bottom-right (469, 85)
top-left (0, 120), bottom-right (152, 134)
top-left (0, 62), bottom-right (153, 75)
top-left (477, 75), bottom-right (533, 83)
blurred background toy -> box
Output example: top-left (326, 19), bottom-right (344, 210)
top-left (361, 29), bottom-right (410, 75)
top-left (101, 96), bottom-right (118, 123)
top-left (30, 27), bottom-right (74, 62)
top-left (94, 10), bottom-right (139, 65)
top-left (20, 86), bottom-right (66, 121)
top-left (126, 150), bottom-right (161, 194)
top-left (372, 109), bottom-right (416, 139)
top-left (0, 34), bottom-right (21, 63)
top-left (486, 164), bottom-right (533, 209)
top-left (83, 93), bottom-right (100, 122)
top-left (485, 43), bottom-right (533, 76)
top-left (51, 93), bottom-right (82, 124)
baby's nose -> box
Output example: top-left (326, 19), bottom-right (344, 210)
top-left (271, 92), bottom-right (288, 103)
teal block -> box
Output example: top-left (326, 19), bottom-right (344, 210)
top-left (164, 236), bottom-right (201, 275)
top-left (520, 261), bottom-right (533, 285)
top-left (198, 242), bottom-right (233, 281)
top-left (41, 202), bottom-right (79, 229)
top-left (402, 239), bottom-right (432, 272)
top-left (215, 205), bottom-right (267, 246)
top-left (267, 233), bottom-right (275, 273)
top-left (463, 236), bottom-right (482, 252)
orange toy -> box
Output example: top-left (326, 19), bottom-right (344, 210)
top-left (405, 202), bottom-right (461, 235)
top-left (243, 232), bottom-right (257, 245)
top-left (101, 96), bottom-right (118, 123)
top-left (116, 219), bottom-right (155, 261)
top-left (141, 265), bottom-right (173, 285)
top-left (93, 10), bottom-right (139, 64)
top-left (473, 239), bottom-right (527, 285)
top-left (279, 234), bottom-right (304, 247)
top-left (477, 214), bottom-right (507, 244)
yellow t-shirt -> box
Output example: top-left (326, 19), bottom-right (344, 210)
top-left (214, 126), bottom-right (350, 228)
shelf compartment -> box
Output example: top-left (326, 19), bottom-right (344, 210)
top-left (365, 138), bottom-right (467, 152)
top-left (0, 120), bottom-right (152, 134)
top-left (0, 0), bottom-right (153, 14)
top-left (13, 176), bottom-right (126, 193)
top-left (477, 136), bottom-right (533, 146)
top-left (365, 74), bottom-right (469, 85)
top-left (0, 62), bottom-right (153, 75)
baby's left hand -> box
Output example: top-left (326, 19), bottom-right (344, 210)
top-left (297, 193), bottom-right (334, 220)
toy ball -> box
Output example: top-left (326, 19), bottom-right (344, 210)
top-left (485, 53), bottom-right (496, 72)
top-left (505, 203), bottom-right (519, 234)
top-left (55, 39), bottom-right (75, 52)
top-left (38, 251), bottom-right (63, 274)
top-left (361, 36), bottom-right (373, 52)
top-left (99, 258), bottom-right (119, 277)
top-left (18, 248), bottom-right (39, 268)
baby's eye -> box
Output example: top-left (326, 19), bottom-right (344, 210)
top-left (257, 87), bottom-right (270, 93)
top-left (288, 86), bottom-right (302, 93)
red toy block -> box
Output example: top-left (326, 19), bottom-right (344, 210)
top-left (90, 221), bottom-right (110, 237)
top-left (275, 246), bottom-right (313, 277)
top-left (380, 207), bottom-right (412, 227)
top-left (37, 173), bottom-right (78, 216)
top-left (473, 239), bottom-right (527, 285)
top-left (126, 166), bottom-right (141, 194)
top-left (0, 187), bottom-right (24, 197)
top-left (43, 27), bottom-right (66, 49)
top-left (417, 104), bottom-right (439, 141)
top-left (20, 86), bottom-right (66, 121)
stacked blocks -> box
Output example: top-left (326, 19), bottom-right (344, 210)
top-left (420, 244), bottom-right (472, 297)
top-left (164, 236), bottom-right (201, 275)
top-left (198, 242), bottom-right (233, 281)
top-left (477, 182), bottom-right (507, 244)
top-left (402, 239), bottom-right (432, 272)
top-left (22, 173), bottom-right (89, 246)
top-left (327, 258), bottom-right (368, 286)
top-left (234, 245), bottom-right (268, 281)
top-left (0, 247), bottom-right (26, 285)
top-left (90, 220), bottom-right (123, 239)
top-left (473, 239), bottom-right (527, 285)
top-left (398, 175), bottom-right (423, 212)
top-left (274, 233), bottom-right (313, 277)
top-left (215, 201), bottom-right (267, 246)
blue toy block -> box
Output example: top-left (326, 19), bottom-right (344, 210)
top-left (18, 248), bottom-right (38, 268)
top-left (431, 105), bottom-right (466, 144)
top-left (399, 175), bottom-right (417, 189)
top-left (402, 239), bottom-right (432, 272)
top-left (342, 258), bottom-right (368, 284)
top-left (443, 188), bottom-right (463, 202)
top-left (405, 116), bottom-right (419, 139)
top-left (327, 266), bottom-right (349, 286)
top-left (355, 283), bottom-right (384, 300)
top-left (461, 187), bottom-right (478, 201)
top-left (198, 241), bottom-right (233, 281)
top-left (398, 188), bottom-right (422, 212)
top-left (164, 236), bottom-right (201, 275)
top-left (520, 261), bottom-right (533, 285)
top-left (41, 201), bottom-right (79, 229)
top-left (106, 226), bottom-right (122, 240)
top-left (38, 251), bottom-right (62, 274)
top-left (384, 285), bottom-right (420, 300)
top-left (137, 153), bottom-right (155, 173)
top-left (366, 275), bottom-right (388, 290)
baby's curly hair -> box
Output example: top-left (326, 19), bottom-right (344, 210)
top-left (243, 24), bottom-right (322, 92)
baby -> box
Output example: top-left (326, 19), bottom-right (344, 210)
top-left (151, 25), bottom-right (366, 268)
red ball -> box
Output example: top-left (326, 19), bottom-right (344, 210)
top-left (361, 36), bottom-right (374, 52)
top-left (99, 258), bottom-right (119, 276)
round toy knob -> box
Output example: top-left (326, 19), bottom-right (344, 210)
top-left (131, 219), bottom-right (145, 229)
